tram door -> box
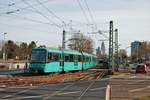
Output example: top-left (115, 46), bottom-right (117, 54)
top-left (74, 55), bottom-right (78, 69)
top-left (83, 56), bottom-right (86, 69)
top-left (60, 54), bottom-right (64, 72)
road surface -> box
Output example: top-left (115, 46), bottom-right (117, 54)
top-left (0, 78), bottom-right (108, 100)
top-left (110, 73), bottom-right (150, 100)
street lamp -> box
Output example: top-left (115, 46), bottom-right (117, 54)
top-left (3, 32), bottom-right (7, 61)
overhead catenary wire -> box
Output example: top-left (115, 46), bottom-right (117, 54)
top-left (36, 0), bottom-right (66, 25)
top-left (0, 0), bottom-right (90, 30)
top-left (6, 13), bottom-right (54, 25)
top-left (21, 0), bottom-right (62, 29)
top-left (84, 0), bottom-right (97, 30)
top-left (76, 0), bottom-right (91, 25)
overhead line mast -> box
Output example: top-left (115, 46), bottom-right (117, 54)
top-left (109, 21), bottom-right (114, 74)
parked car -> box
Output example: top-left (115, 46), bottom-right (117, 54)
top-left (136, 64), bottom-right (148, 73)
top-left (131, 63), bottom-right (138, 70)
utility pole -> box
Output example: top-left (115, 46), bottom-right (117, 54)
top-left (109, 21), bottom-right (114, 74)
top-left (115, 29), bottom-right (119, 71)
top-left (62, 30), bottom-right (66, 49)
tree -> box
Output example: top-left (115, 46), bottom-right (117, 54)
top-left (119, 49), bottom-right (127, 64)
top-left (28, 41), bottom-right (37, 54)
top-left (5, 40), bottom-right (19, 59)
top-left (19, 42), bottom-right (28, 60)
top-left (68, 33), bottom-right (93, 53)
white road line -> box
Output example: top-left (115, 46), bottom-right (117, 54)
top-left (129, 76), bottom-right (136, 78)
top-left (128, 80), bottom-right (147, 84)
top-left (56, 87), bottom-right (107, 95)
top-left (2, 89), bottom-right (31, 98)
top-left (2, 84), bottom-right (40, 99)
top-left (8, 86), bottom-right (37, 89)
top-left (12, 95), bottom-right (42, 100)
top-left (57, 91), bottom-right (80, 95)
top-left (44, 83), bottom-right (75, 100)
top-left (10, 86), bottom-right (107, 100)
top-left (76, 80), bottom-right (96, 100)
top-left (129, 85), bottom-right (150, 92)
top-left (90, 87), bottom-right (106, 91)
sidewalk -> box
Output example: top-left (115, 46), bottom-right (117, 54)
top-left (109, 72), bottom-right (150, 100)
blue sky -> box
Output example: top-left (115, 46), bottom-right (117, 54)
top-left (0, 0), bottom-right (150, 54)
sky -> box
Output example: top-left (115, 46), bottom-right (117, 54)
top-left (0, 0), bottom-right (150, 54)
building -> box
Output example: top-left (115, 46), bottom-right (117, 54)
top-left (101, 41), bottom-right (106, 56)
top-left (96, 46), bottom-right (101, 58)
top-left (131, 41), bottom-right (150, 63)
top-left (131, 41), bottom-right (141, 57)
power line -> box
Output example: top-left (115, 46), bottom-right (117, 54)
top-left (21, 0), bottom-right (61, 29)
top-left (0, 0), bottom-right (90, 30)
top-left (6, 13), bottom-right (54, 25)
top-left (84, 0), bottom-right (97, 29)
top-left (36, 0), bottom-right (65, 24)
top-left (76, 0), bottom-right (91, 25)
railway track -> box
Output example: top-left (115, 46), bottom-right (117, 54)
top-left (0, 68), bottom-right (107, 87)
top-left (76, 71), bottom-right (106, 100)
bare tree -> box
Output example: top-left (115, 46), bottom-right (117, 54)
top-left (68, 33), bottom-right (94, 53)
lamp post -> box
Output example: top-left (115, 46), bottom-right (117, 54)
top-left (3, 32), bottom-right (7, 62)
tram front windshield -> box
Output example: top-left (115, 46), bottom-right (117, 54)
top-left (30, 50), bottom-right (46, 63)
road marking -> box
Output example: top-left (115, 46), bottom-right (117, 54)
top-left (11, 95), bottom-right (42, 100)
top-left (129, 76), bottom-right (136, 78)
top-left (56, 87), bottom-right (107, 95)
top-left (76, 78), bottom-right (97, 100)
top-left (9, 86), bottom-right (107, 100)
top-left (2, 84), bottom-right (40, 99)
top-left (8, 86), bottom-right (37, 89)
top-left (43, 83), bottom-right (75, 100)
top-left (129, 85), bottom-right (150, 92)
top-left (57, 91), bottom-right (80, 95)
top-left (105, 85), bottom-right (111, 100)
top-left (90, 87), bottom-right (106, 91)
top-left (2, 89), bottom-right (31, 99)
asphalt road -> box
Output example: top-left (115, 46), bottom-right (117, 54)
top-left (0, 78), bottom-right (108, 100)
top-left (110, 73), bottom-right (150, 100)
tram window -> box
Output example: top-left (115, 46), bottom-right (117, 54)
top-left (65, 55), bottom-right (70, 62)
top-left (86, 57), bottom-right (89, 62)
top-left (48, 53), bottom-right (52, 61)
top-left (70, 55), bottom-right (74, 62)
top-left (53, 53), bottom-right (59, 61)
top-left (48, 53), bottom-right (59, 61)
top-left (78, 55), bottom-right (82, 62)
top-left (74, 55), bottom-right (78, 61)
top-left (89, 57), bottom-right (91, 62)
top-left (83, 56), bottom-right (86, 61)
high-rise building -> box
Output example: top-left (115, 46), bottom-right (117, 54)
top-left (96, 46), bottom-right (101, 58)
top-left (101, 41), bottom-right (105, 56)
top-left (131, 41), bottom-right (141, 58)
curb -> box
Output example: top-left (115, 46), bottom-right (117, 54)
top-left (105, 85), bottom-right (111, 100)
